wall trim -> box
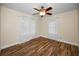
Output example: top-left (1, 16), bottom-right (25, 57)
top-left (40, 35), bottom-right (79, 47)
top-left (0, 35), bottom-right (40, 50)
top-left (1, 35), bottom-right (79, 50)
top-left (0, 42), bottom-right (19, 50)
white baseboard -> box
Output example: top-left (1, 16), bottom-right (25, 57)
top-left (0, 35), bottom-right (40, 50)
top-left (40, 35), bottom-right (79, 47)
top-left (58, 39), bottom-right (79, 47)
top-left (0, 35), bottom-right (79, 50)
top-left (0, 42), bottom-right (20, 50)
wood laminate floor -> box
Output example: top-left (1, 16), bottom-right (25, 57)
top-left (0, 37), bottom-right (79, 56)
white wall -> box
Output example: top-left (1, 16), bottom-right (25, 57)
top-left (39, 10), bottom-right (79, 46)
top-left (56, 10), bottom-right (79, 46)
top-left (78, 9), bottom-right (79, 44)
top-left (0, 6), bottom-right (38, 49)
top-left (0, 5), bottom-right (1, 49)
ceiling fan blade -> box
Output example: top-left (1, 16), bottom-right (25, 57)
top-left (46, 7), bottom-right (52, 11)
top-left (34, 8), bottom-right (40, 11)
top-left (32, 13), bottom-right (39, 15)
top-left (46, 13), bottom-right (52, 15)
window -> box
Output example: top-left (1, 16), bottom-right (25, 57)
top-left (21, 16), bottom-right (36, 36)
top-left (48, 21), bottom-right (57, 34)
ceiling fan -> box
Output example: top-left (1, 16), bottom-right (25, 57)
top-left (33, 6), bottom-right (53, 17)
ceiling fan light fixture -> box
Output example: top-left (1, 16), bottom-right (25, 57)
top-left (33, 6), bottom-right (52, 17)
top-left (39, 11), bottom-right (45, 16)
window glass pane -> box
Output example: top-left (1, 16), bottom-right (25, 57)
top-left (48, 21), bottom-right (57, 34)
top-left (21, 16), bottom-right (36, 35)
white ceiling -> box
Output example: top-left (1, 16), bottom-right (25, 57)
top-left (1, 3), bottom-right (79, 15)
